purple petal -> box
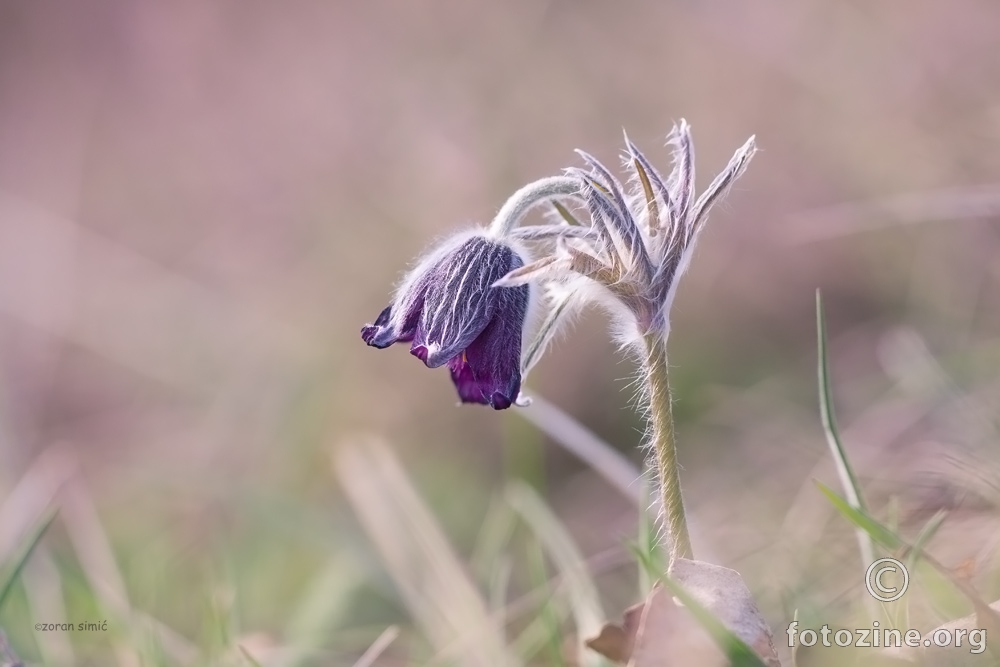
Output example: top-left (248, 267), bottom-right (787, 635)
top-left (361, 298), bottom-right (421, 349)
top-left (450, 283), bottom-right (529, 410)
top-left (411, 236), bottom-right (523, 368)
top-left (447, 353), bottom-right (490, 405)
top-left (361, 306), bottom-right (392, 346)
top-left (361, 232), bottom-right (531, 411)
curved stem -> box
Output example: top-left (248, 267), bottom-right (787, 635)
top-left (488, 176), bottom-right (580, 238)
top-left (642, 332), bottom-right (693, 565)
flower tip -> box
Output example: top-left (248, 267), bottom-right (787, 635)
top-left (409, 343), bottom-right (429, 364)
top-left (410, 343), bottom-right (451, 368)
top-left (361, 306), bottom-right (399, 348)
top-left (489, 392), bottom-right (513, 410)
top-left (360, 324), bottom-right (377, 345)
top-left (361, 324), bottom-right (391, 348)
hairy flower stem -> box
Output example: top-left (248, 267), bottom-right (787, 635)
top-left (642, 332), bottom-right (693, 565)
top-left (488, 176), bottom-right (581, 238)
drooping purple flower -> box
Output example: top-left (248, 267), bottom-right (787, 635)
top-left (361, 233), bottom-right (529, 409)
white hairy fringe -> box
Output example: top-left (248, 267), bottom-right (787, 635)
top-left (388, 229), bottom-right (478, 333)
top-left (518, 279), bottom-right (584, 379)
top-left (497, 234), bottom-right (542, 364)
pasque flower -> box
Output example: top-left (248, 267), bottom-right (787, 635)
top-left (357, 124), bottom-right (773, 662)
top-left (361, 232), bottom-right (530, 409)
top-left (361, 120), bottom-right (753, 435)
top-left (361, 121), bottom-right (755, 564)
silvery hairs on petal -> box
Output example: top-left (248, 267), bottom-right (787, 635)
top-left (364, 171), bottom-right (591, 408)
top-left (362, 228), bottom-right (536, 409)
top-left (411, 235), bottom-right (526, 367)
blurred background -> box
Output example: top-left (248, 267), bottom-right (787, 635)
top-left (1, 1), bottom-right (1000, 665)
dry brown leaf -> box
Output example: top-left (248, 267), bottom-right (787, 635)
top-left (665, 558), bottom-right (780, 666)
top-left (628, 586), bottom-right (704, 666)
top-left (584, 601), bottom-right (645, 663)
top-left (584, 559), bottom-right (780, 666)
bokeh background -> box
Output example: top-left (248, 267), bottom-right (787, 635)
top-left (2, 1), bottom-right (1000, 665)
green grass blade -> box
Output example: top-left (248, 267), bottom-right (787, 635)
top-left (658, 577), bottom-right (769, 667)
top-left (525, 540), bottom-right (566, 667)
top-left (470, 495), bottom-right (517, 580)
top-left (506, 481), bottom-right (605, 667)
top-left (282, 557), bottom-right (362, 667)
top-left (631, 473), bottom-right (664, 595)
top-left (816, 290), bottom-right (867, 512)
top-left (814, 482), bottom-right (901, 550)
top-left (816, 290), bottom-right (877, 603)
top-left (511, 604), bottom-right (572, 664)
top-left (906, 510), bottom-right (947, 572)
top-left (819, 482), bottom-right (908, 627)
top-left (0, 508), bottom-right (56, 612)
top-left (335, 438), bottom-right (518, 667)
top-left (818, 482), bottom-right (1000, 644)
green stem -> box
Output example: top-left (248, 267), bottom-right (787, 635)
top-left (642, 333), bottom-right (693, 564)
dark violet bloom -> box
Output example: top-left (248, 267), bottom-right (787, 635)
top-left (361, 233), bottom-right (529, 409)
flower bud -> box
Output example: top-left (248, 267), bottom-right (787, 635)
top-left (362, 233), bottom-right (529, 409)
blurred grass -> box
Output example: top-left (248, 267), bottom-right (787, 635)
top-left (1, 0), bottom-right (1000, 665)
top-left (0, 510), bottom-right (55, 613)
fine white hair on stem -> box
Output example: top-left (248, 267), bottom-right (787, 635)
top-left (487, 176), bottom-right (581, 238)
